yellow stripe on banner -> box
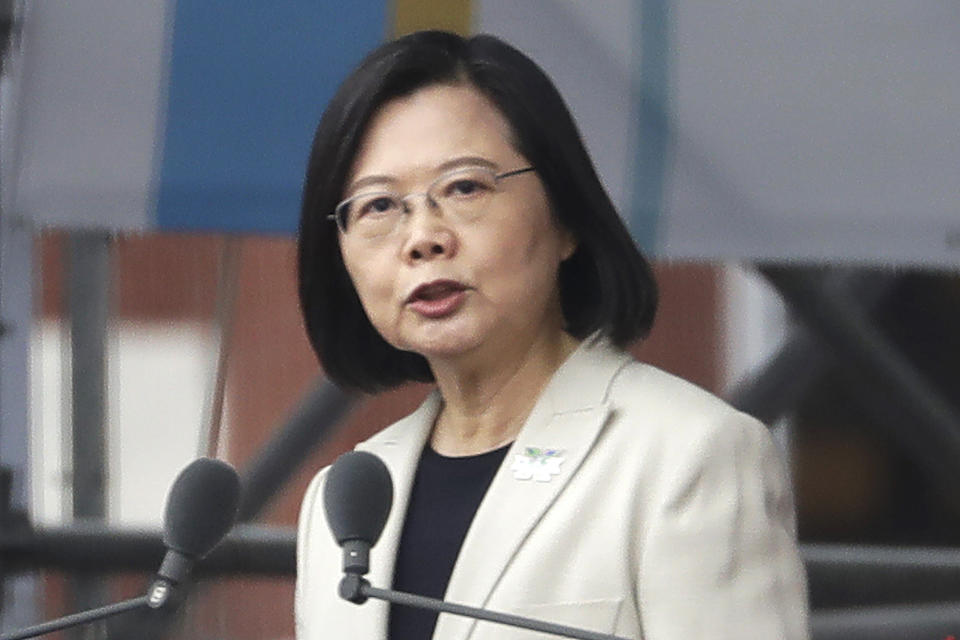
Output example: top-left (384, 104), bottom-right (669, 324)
top-left (392, 0), bottom-right (472, 37)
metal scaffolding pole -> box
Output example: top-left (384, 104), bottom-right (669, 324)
top-left (0, 1), bottom-right (33, 633)
top-left (66, 230), bottom-right (111, 627)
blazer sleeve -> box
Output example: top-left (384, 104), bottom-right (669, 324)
top-left (635, 410), bottom-right (809, 639)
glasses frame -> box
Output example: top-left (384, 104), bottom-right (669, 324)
top-left (328, 165), bottom-right (536, 236)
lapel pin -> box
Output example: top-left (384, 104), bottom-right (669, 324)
top-left (510, 447), bottom-right (565, 482)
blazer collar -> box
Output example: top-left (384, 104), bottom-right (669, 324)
top-left (353, 393), bottom-right (438, 639)
top-left (356, 337), bottom-right (633, 640)
top-left (532, 333), bottom-right (634, 414)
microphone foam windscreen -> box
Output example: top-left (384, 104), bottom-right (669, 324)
top-left (163, 458), bottom-right (241, 558)
top-left (323, 451), bottom-right (393, 547)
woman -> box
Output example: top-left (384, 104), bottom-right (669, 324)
top-left (296, 31), bottom-right (808, 640)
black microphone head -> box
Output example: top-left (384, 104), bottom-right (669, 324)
top-left (162, 458), bottom-right (240, 558)
top-left (323, 451), bottom-right (393, 548)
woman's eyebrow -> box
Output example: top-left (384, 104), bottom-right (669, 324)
top-left (345, 174), bottom-right (396, 195)
top-left (346, 156), bottom-right (499, 194)
top-left (434, 156), bottom-right (498, 172)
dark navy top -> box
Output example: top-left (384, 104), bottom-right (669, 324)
top-left (387, 443), bottom-right (511, 640)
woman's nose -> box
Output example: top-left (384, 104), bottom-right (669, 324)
top-left (401, 199), bottom-right (458, 262)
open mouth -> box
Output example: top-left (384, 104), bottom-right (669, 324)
top-left (406, 280), bottom-right (469, 318)
top-left (407, 280), bottom-right (467, 303)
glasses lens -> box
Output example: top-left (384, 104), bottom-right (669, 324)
top-left (337, 192), bottom-right (403, 237)
top-left (430, 167), bottom-right (498, 220)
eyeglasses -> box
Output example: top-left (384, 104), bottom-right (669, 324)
top-left (329, 165), bottom-right (535, 239)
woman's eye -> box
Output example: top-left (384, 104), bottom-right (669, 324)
top-left (359, 196), bottom-right (399, 217)
top-left (447, 179), bottom-right (486, 197)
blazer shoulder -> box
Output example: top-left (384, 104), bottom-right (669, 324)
top-left (608, 361), bottom-right (739, 416)
top-left (606, 360), bottom-right (771, 451)
top-left (605, 361), bottom-right (797, 529)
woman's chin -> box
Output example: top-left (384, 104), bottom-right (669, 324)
top-left (395, 327), bottom-right (486, 361)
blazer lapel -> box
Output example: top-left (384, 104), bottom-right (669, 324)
top-left (433, 338), bottom-right (632, 640)
top-left (354, 391), bottom-right (441, 639)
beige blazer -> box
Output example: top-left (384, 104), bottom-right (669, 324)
top-left (296, 338), bottom-right (809, 640)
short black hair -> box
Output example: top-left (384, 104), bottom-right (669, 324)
top-left (298, 31), bottom-right (657, 393)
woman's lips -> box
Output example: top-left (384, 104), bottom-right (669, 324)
top-left (406, 280), bottom-right (468, 319)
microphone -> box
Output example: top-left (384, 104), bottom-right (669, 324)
top-left (322, 451), bottom-right (627, 640)
top-left (156, 457), bottom-right (242, 588)
top-left (323, 450), bottom-right (393, 576)
top-left (0, 458), bottom-right (240, 640)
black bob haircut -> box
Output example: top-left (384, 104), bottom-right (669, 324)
top-left (298, 31), bottom-right (658, 393)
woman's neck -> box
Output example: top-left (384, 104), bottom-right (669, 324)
top-left (427, 329), bottom-right (579, 457)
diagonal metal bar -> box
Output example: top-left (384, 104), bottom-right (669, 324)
top-left (759, 264), bottom-right (960, 507)
top-left (728, 328), bottom-right (826, 425)
top-left (236, 378), bottom-right (355, 522)
top-left (729, 267), bottom-right (896, 426)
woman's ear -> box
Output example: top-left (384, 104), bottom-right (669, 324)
top-left (560, 228), bottom-right (578, 262)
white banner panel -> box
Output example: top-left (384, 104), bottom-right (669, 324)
top-left (10, 1), bottom-right (170, 230)
top-left (479, 1), bottom-right (960, 267)
top-left (664, 1), bottom-right (960, 266)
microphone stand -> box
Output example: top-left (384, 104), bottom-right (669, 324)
top-left (0, 578), bottom-right (178, 640)
top-left (339, 575), bottom-right (629, 640)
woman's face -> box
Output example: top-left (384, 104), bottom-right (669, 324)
top-left (339, 84), bottom-right (575, 361)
